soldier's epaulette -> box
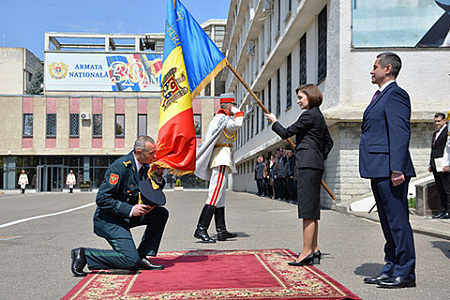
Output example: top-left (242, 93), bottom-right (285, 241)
top-left (123, 160), bottom-right (132, 168)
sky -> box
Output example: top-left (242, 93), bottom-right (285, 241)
top-left (0, 0), bottom-right (230, 60)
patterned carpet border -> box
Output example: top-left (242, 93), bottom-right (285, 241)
top-left (62, 248), bottom-right (360, 300)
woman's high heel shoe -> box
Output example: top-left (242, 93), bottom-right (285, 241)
top-left (288, 252), bottom-right (314, 266)
top-left (313, 250), bottom-right (322, 265)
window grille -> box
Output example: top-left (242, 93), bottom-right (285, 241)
top-left (276, 69), bottom-right (281, 117)
top-left (46, 114), bottom-right (57, 137)
top-left (137, 114), bottom-right (147, 136)
top-left (93, 114), bottom-right (102, 137)
top-left (286, 54), bottom-right (292, 109)
top-left (23, 114), bottom-right (33, 137)
top-left (115, 114), bottom-right (125, 137)
top-left (318, 6), bottom-right (327, 83)
top-left (300, 34), bottom-right (307, 85)
top-left (69, 114), bottom-right (79, 137)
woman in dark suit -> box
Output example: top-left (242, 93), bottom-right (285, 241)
top-left (265, 84), bottom-right (333, 266)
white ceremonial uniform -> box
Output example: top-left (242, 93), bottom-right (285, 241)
top-left (66, 173), bottom-right (76, 188)
top-left (196, 107), bottom-right (244, 208)
top-left (442, 123), bottom-right (450, 168)
top-left (18, 174), bottom-right (28, 189)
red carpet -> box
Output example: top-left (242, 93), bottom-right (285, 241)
top-left (62, 249), bottom-right (360, 300)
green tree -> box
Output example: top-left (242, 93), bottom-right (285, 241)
top-left (25, 70), bottom-right (44, 95)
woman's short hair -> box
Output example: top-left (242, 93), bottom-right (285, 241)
top-left (295, 84), bottom-right (323, 108)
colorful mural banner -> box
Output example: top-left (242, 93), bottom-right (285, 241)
top-left (45, 53), bottom-right (162, 91)
top-left (353, 0), bottom-right (450, 48)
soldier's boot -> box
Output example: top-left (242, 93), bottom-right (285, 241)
top-left (215, 207), bottom-right (237, 241)
top-left (194, 204), bottom-right (216, 243)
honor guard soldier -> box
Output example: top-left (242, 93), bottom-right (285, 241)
top-left (18, 170), bottom-right (28, 194)
top-left (70, 136), bottom-right (168, 276)
top-left (194, 93), bottom-right (244, 243)
top-left (66, 170), bottom-right (76, 193)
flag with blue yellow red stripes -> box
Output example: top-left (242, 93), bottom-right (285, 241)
top-left (152, 0), bottom-right (227, 175)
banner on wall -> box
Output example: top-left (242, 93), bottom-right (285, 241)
top-left (353, 0), bottom-right (450, 48)
top-left (44, 52), bottom-right (163, 91)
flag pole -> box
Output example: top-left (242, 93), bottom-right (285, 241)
top-left (226, 60), bottom-right (336, 200)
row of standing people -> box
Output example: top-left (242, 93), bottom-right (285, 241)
top-left (254, 149), bottom-right (296, 203)
top-left (17, 170), bottom-right (77, 193)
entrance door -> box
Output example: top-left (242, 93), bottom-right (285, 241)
top-left (36, 165), bottom-right (64, 192)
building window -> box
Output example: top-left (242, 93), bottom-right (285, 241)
top-left (46, 114), bottom-right (57, 137)
top-left (276, 69), bottom-right (281, 117)
top-left (137, 114), bottom-right (147, 136)
top-left (115, 114), bottom-right (125, 137)
top-left (194, 114), bottom-right (201, 137)
top-left (93, 114), bottom-right (102, 137)
top-left (251, 112), bottom-right (254, 138)
top-left (286, 54), bottom-right (292, 110)
top-left (277, 0), bottom-right (281, 33)
top-left (23, 114), bottom-right (33, 137)
top-left (299, 33), bottom-right (307, 85)
top-left (318, 6), bottom-right (327, 83)
top-left (69, 113), bottom-right (80, 137)
top-left (205, 82), bottom-right (211, 96)
top-left (268, 79), bottom-right (272, 113)
top-left (268, 14), bottom-right (272, 52)
top-left (261, 90), bottom-right (265, 129)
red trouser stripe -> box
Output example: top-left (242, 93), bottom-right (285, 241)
top-left (211, 165), bottom-right (225, 206)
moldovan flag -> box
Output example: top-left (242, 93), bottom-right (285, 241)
top-left (152, 0), bottom-right (227, 175)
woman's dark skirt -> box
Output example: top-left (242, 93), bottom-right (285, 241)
top-left (296, 168), bottom-right (324, 220)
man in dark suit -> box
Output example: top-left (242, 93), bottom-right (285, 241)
top-left (429, 113), bottom-right (450, 219)
top-left (359, 52), bottom-right (416, 288)
top-left (70, 136), bottom-right (168, 276)
top-left (255, 155), bottom-right (266, 196)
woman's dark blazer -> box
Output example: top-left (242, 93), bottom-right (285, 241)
top-left (272, 107), bottom-right (333, 170)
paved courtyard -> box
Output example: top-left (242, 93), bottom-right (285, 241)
top-left (0, 190), bottom-right (449, 299)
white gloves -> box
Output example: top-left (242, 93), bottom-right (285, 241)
top-left (231, 106), bottom-right (241, 114)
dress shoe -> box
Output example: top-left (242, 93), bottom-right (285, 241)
top-left (363, 273), bottom-right (390, 284)
top-left (297, 250), bottom-right (321, 264)
top-left (313, 250), bottom-right (322, 264)
top-left (137, 257), bottom-right (164, 270)
top-left (440, 212), bottom-right (450, 219)
top-left (71, 248), bottom-right (87, 277)
top-left (194, 228), bottom-right (216, 243)
top-left (377, 276), bottom-right (416, 288)
top-left (288, 252), bottom-right (314, 266)
top-left (217, 231), bottom-right (237, 241)
top-left (432, 211), bottom-right (446, 219)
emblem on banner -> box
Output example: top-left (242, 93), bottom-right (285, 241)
top-left (48, 62), bottom-right (69, 80)
top-left (161, 67), bottom-right (188, 111)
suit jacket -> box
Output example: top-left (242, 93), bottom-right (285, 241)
top-left (255, 162), bottom-right (265, 180)
top-left (93, 151), bottom-right (165, 239)
top-left (272, 107), bottom-right (333, 170)
top-left (430, 125), bottom-right (448, 168)
top-left (359, 82), bottom-right (416, 178)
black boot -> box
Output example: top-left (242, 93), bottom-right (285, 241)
top-left (215, 207), bottom-right (237, 241)
top-left (194, 204), bottom-right (216, 243)
top-left (71, 248), bottom-right (87, 277)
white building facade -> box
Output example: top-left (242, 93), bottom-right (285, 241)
top-left (223, 0), bottom-right (450, 207)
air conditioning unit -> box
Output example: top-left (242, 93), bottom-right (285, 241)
top-left (80, 112), bottom-right (91, 120)
top-left (262, 0), bottom-right (273, 13)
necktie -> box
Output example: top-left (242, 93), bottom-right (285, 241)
top-left (370, 90), bottom-right (381, 103)
top-left (139, 167), bottom-right (145, 180)
top-left (433, 131), bottom-right (439, 147)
